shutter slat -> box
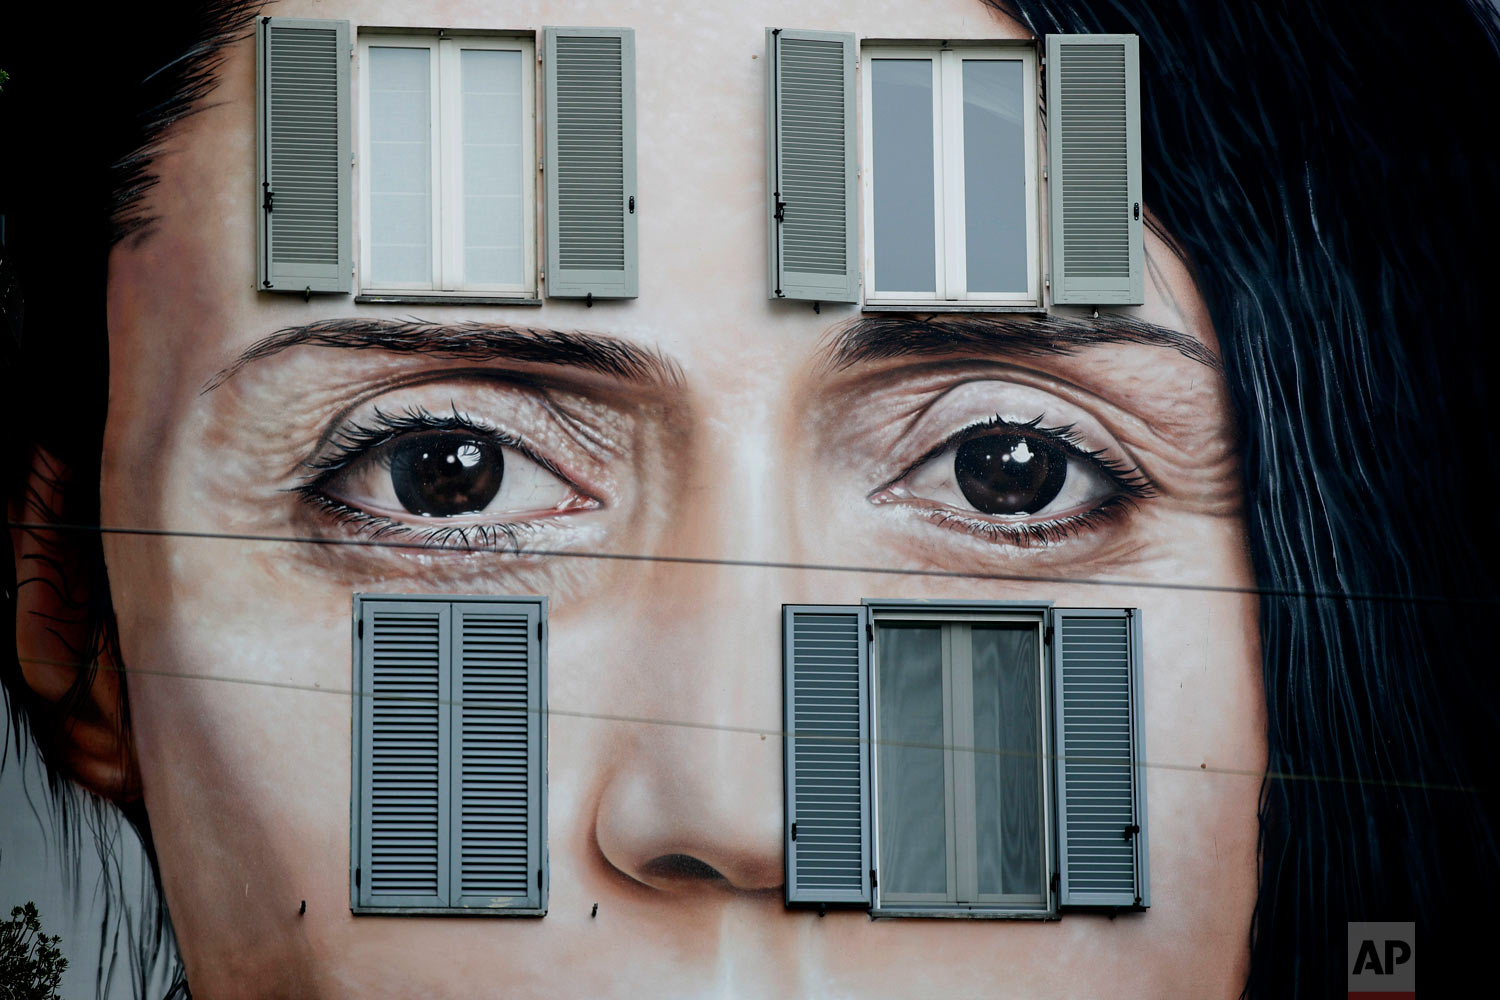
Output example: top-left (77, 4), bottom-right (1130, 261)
top-left (784, 606), bottom-right (871, 906)
top-left (1046, 34), bottom-right (1143, 304)
top-left (766, 29), bottom-right (859, 302)
top-left (544, 28), bottom-right (637, 298)
top-left (1054, 608), bottom-right (1149, 909)
top-left (258, 18), bottom-right (351, 292)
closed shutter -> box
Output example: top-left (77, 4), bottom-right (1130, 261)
top-left (1052, 608), bottom-right (1148, 908)
top-left (257, 17), bottom-right (351, 294)
top-left (543, 27), bottom-right (637, 299)
top-left (1045, 34), bottom-right (1143, 306)
top-left (356, 601), bottom-right (451, 908)
top-left (765, 29), bottom-right (859, 303)
top-left (783, 605), bottom-right (871, 905)
top-left (451, 602), bottom-right (545, 910)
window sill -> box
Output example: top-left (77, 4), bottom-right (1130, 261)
top-left (354, 294), bottom-right (543, 307)
top-left (870, 906), bottom-right (1056, 920)
top-left (351, 906), bottom-right (547, 917)
top-left (861, 302), bottom-right (1046, 315)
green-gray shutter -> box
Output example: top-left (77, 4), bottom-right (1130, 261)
top-left (543, 27), bottom-right (637, 299)
top-left (765, 29), bottom-right (859, 303)
top-left (451, 601), bottom-right (546, 911)
top-left (783, 605), bottom-right (871, 906)
top-left (355, 600), bottom-right (451, 909)
top-left (1046, 34), bottom-right (1143, 306)
top-left (1052, 608), bottom-right (1149, 908)
top-left (256, 17), bottom-right (351, 294)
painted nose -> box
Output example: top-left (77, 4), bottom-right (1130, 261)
top-left (592, 569), bottom-right (787, 893)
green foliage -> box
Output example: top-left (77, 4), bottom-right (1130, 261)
top-left (0, 903), bottom-right (68, 1000)
top-left (0, 69), bottom-right (9, 93)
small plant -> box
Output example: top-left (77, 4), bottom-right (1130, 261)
top-left (0, 902), bottom-right (68, 1000)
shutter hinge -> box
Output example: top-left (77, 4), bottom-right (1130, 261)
top-left (358, 618), bottom-right (364, 638)
top-left (1050, 871), bottom-right (1060, 894)
top-left (537, 619), bottom-right (543, 640)
top-left (790, 822), bottom-right (797, 841)
top-left (773, 198), bottom-right (787, 223)
top-left (262, 184), bottom-right (273, 214)
top-left (355, 866), bottom-right (361, 888)
top-left (537, 869), bottom-right (543, 890)
top-left (1133, 203), bottom-right (1141, 221)
top-left (628, 195), bottom-right (635, 214)
top-left (865, 621), bottom-right (874, 642)
top-left (1122, 823), bottom-right (1140, 841)
top-left (870, 868), bottom-right (877, 888)
top-left (1044, 624), bottom-right (1053, 646)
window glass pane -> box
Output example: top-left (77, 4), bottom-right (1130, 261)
top-left (970, 623), bottom-right (1043, 898)
top-left (368, 46), bottom-right (432, 284)
top-left (877, 625), bottom-right (948, 896)
top-left (871, 59), bottom-right (937, 293)
top-left (962, 59), bottom-right (1028, 294)
top-left (460, 48), bottom-right (524, 286)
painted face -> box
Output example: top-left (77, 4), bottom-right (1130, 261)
top-left (101, 0), bottom-right (1265, 995)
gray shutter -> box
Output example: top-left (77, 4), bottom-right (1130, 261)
top-left (1052, 608), bottom-right (1148, 908)
top-left (451, 601), bottom-right (546, 911)
top-left (355, 600), bottom-right (451, 909)
top-left (1046, 34), bottom-right (1143, 305)
top-left (543, 27), bottom-right (637, 299)
top-left (256, 17), bottom-right (351, 294)
top-left (783, 605), bottom-right (871, 905)
top-left (765, 29), bottom-right (859, 303)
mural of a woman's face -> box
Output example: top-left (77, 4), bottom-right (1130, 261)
top-left (86, 0), bottom-right (1265, 995)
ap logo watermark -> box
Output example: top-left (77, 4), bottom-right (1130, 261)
top-left (1349, 922), bottom-right (1415, 998)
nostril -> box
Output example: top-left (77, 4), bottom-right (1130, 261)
top-left (640, 854), bottom-right (727, 883)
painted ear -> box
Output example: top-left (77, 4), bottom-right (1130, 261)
top-left (9, 446), bottom-right (140, 803)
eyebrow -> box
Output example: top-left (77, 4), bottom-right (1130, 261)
top-left (203, 319), bottom-right (684, 392)
top-left (821, 314), bottom-right (1220, 372)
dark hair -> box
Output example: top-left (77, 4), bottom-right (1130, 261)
top-left (4, 1), bottom-right (1499, 997)
top-left (999, 0), bottom-right (1500, 994)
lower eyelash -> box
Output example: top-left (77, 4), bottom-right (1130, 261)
top-left (297, 493), bottom-right (540, 554)
top-left (923, 494), bottom-right (1141, 548)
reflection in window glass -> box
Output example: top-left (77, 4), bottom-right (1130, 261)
top-left (970, 624), bottom-right (1042, 898)
top-left (878, 625), bottom-right (949, 896)
top-left (871, 59), bottom-right (937, 293)
top-left (368, 46), bottom-right (432, 285)
top-left (460, 49), bottom-right (524, 286)
top-left (962, 60), bottom-right (1027, 293)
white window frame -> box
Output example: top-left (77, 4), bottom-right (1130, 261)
top-left (357, 32), bottom-right (537, 298)
top-left (868, 607), bottom-right (1054, 915)
top-left (859, 43), bottom-right (1041, 309)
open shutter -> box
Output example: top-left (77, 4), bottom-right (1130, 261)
top-left (543, 27), bottom-right (637, 299)
top-left (355, 600), bottom-right (451, 909)
top-left (257, 17), bottom-right (351, 294)
top-left (783, 605), bottom-right (871, 906)
top-left (1046, 34), bottom-right (1143, 305)
top-left (1052, 608), bottom-right (1148, 908)
top-left (451, 601), bottom-right (546, 911)
top-left (765, 29), bottom-right (859, 303)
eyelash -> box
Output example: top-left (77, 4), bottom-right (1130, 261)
top-left (890, 415), bottom-right (1155, 547)
top-left (293, 405), bottom-right (564, 553)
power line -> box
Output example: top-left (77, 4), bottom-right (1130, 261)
top-left (9, 520), bottom-right (1497, 607)
top-left (12, 653), bottom-right (1478, 795)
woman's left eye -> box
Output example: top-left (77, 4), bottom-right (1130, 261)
top-left (875, 418), bottom-right (1149, 541)
top-left (298, 409), bottom-right (596, 546)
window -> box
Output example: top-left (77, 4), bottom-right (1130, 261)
top-left (351, 595), bottom-right (547, 915)
top-left (358, 33), bottom-right (537, 298)
top-left (861, 44), bottom-right (1040, 307)
top-left (782, 603), bottom-right (1147, 916)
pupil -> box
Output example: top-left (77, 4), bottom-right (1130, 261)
top-left (389, 434), bottom-right (504, 516)
top-left (953, 432), bottom-right (1067, 515)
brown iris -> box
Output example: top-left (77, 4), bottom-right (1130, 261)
top-left (954, 431), bottom-right (1067, 515)
top-left (389, 433), bottom-right (504, 516)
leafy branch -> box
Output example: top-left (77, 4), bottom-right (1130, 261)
top-left (0, 902), bottom-right (68, 1000)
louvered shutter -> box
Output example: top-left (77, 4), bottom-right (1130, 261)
top-left (451, 602), bottom-right (545, 910)
top-left (783, 605), bottom-right (871, 906)
top-left (765, 29), bottom-right (859, 303)
top-left (256, 17), bottom-right (351, 294)
top-left (355, 600), bottom-right (451, 908)
top-left (1052, 608), bottom-right (1149, 908)
top-left (1046, 34), bottom-right (1143, 305)
top-left (543, 27), bottom-right (637, 299)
